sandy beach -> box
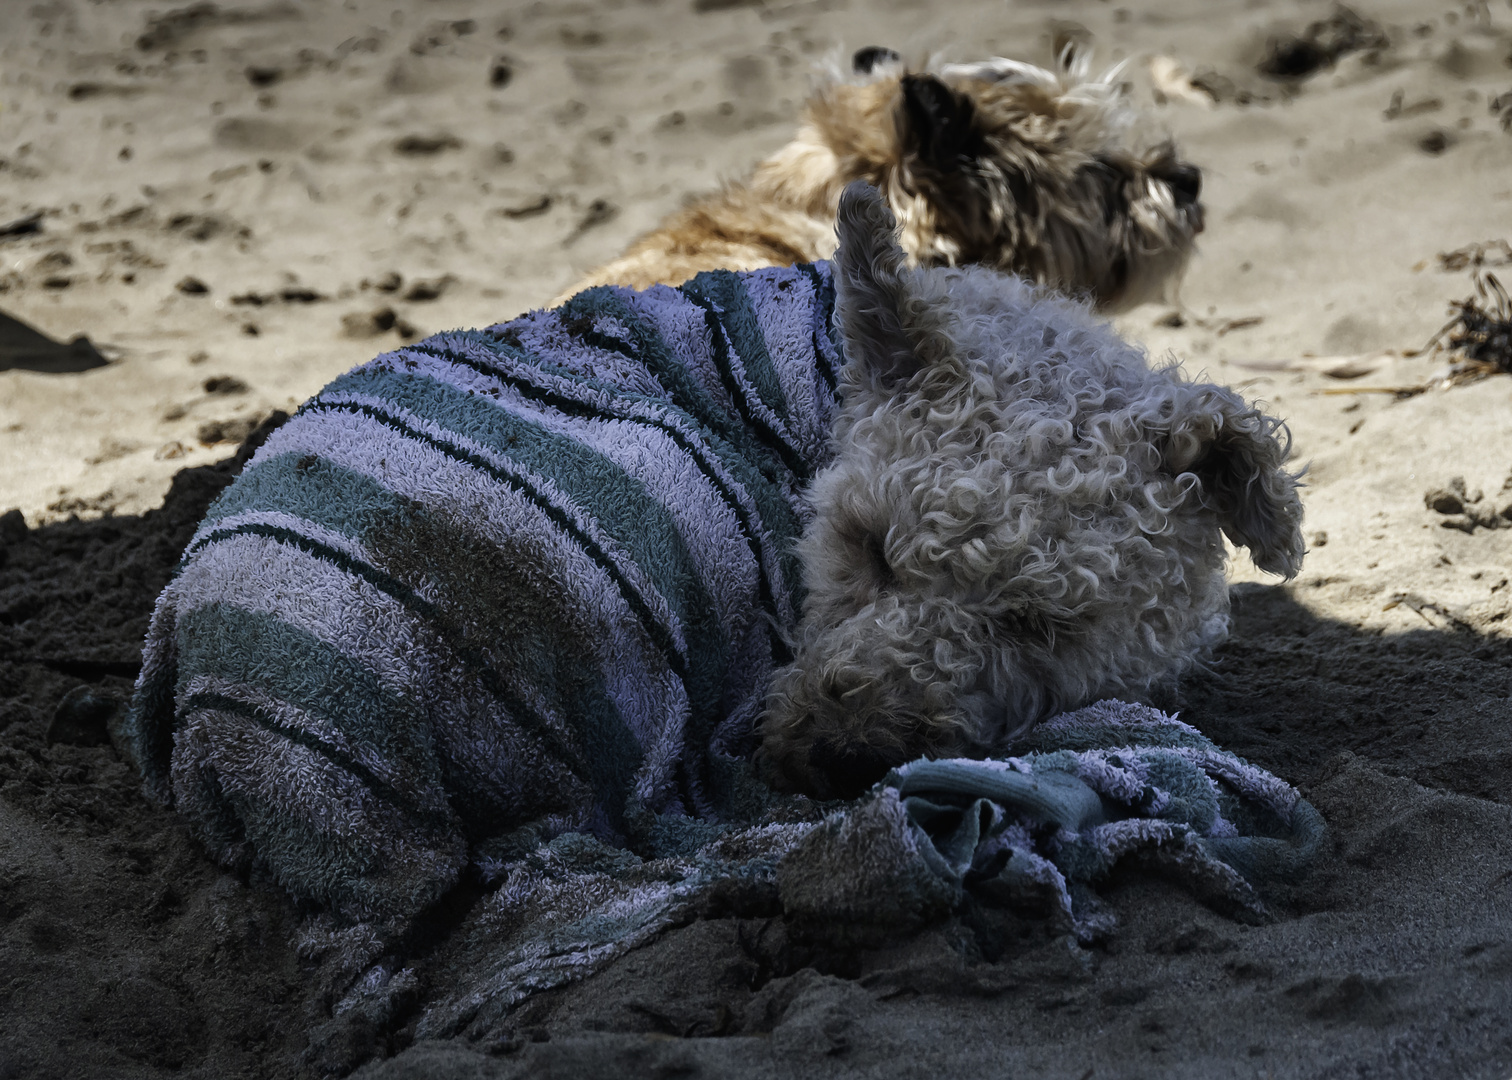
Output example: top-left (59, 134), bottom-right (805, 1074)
top-left (3, 0), bottom-right (1512, 1076)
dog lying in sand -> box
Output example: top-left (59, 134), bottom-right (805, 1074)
top-left (562, 47), bottom-right (1205, 313)
top-left (125, 183), bottom-right (1297, 923)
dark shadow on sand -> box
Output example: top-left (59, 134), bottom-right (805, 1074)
top-left (4, 432), bottom-right (1512, 1076)
top-left (0, 308), bottom-right (110, 373)
top-left (1170, 581), bottom-right (1512, 806)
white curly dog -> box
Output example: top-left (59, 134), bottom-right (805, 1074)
top-left (760, 182), bottom-right (1304, 798)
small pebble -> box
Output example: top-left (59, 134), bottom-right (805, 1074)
top-left (1425, 489), bottom-right (1464, 515)
top-left (203, 375), bottom-right (249, 395)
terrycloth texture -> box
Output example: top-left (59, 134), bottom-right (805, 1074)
top-left (321, 700), bottom-right (1322, 1039)
top-left (783, 700), bottom-right (1326, 942)
top-left (124, 264), bottom-right (843, 922)
top-left (402, 824), bottom-right (815, 1041)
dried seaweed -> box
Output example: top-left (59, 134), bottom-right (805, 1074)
top-left (1437, 240), bottom-right (1512, 273)
top-left (1424, 270), bottom-right (1512, 375)
top-left (1322, 269), bottom-right (1512, 399)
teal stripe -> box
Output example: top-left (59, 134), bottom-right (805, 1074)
top-left (557, 287), bottom-right (788, 485)
top-left (201, 451), bottom-right (418, 541)
top-left (179, 541), bottom-right (645, 834)
top-left (182, 521), bottom-right (602, 808)
top-left (318, 368), bottom-right (731, 724)
top-left (680, 270), bottom-right (790, 422)
top-left (472, 328), bottom-right (809, 613)
top-left (177, 603), bottom-right (449, 826)
top-left (406, 339), bottom-right (786, 630)
top-left (233, 412), bottom-right (689, 686)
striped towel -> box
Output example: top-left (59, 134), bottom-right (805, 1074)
top-left (124, 264), bottom-right (843, 922)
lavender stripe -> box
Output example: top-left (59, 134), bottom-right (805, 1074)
top-left (189, 509), bottom-right (373, 566)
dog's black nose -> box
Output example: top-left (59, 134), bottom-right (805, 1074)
top-left (853, 46), bottom-right (901, 75)
top-left (1165, 163), bottom-right (1202, 207)
top-left (806, 738), bottom-right (898, 800)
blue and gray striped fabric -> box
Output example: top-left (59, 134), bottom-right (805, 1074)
top-left (126, 264), bottom-right (843, 921)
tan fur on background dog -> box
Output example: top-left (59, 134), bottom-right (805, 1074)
top-left (561, 48), bottom-right (1206, 312)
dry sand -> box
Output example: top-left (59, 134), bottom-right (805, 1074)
top-left (2, 0), bottom-right (1512, 1076)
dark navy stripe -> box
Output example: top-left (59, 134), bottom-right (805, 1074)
top-left (680, 270), bottom-right (790, 422)
top-left (676, 286), bottom-right (814, 482)
top-left (185, 690), bottom-right (452, 832)
top-left (795, 261), bottom-right (843, 395)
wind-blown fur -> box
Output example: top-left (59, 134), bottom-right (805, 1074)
top-left (759, 184), bottom-right (1303, 799)
top-left (563, 46), bottom-right (1204, 312)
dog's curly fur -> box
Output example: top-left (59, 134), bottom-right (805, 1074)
top-left (758, 184), bottom-right (1303, 800)
top-left (562, 47), bottom-right (1204, 312)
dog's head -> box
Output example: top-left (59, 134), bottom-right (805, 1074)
top-left (774, 46), bottom-right (1204, 312)
top-left (758, 184), bottom-right (1301, 800)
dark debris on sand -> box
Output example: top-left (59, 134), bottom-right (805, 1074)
top-left (1492, 89), bottom-right (1512, 133)
top-left (1258, 4), bottom-right (1390, 80)
top-left (1426, 269), bottom-right (1512, 376)
top-left (1438, 239), bottom-right (1512, 273)
top-left (0, 210), bottom-right (45, 239)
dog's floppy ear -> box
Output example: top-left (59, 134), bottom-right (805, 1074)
top-left (1165, 386), bottom-right (1306, 579)
top-left (834, 181), bottom-right (921, 388)
top-left (898, 74), bottom-right (980, 173)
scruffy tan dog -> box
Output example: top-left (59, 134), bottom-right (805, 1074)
top-left (562, 46), bottom-right (1205, 312)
